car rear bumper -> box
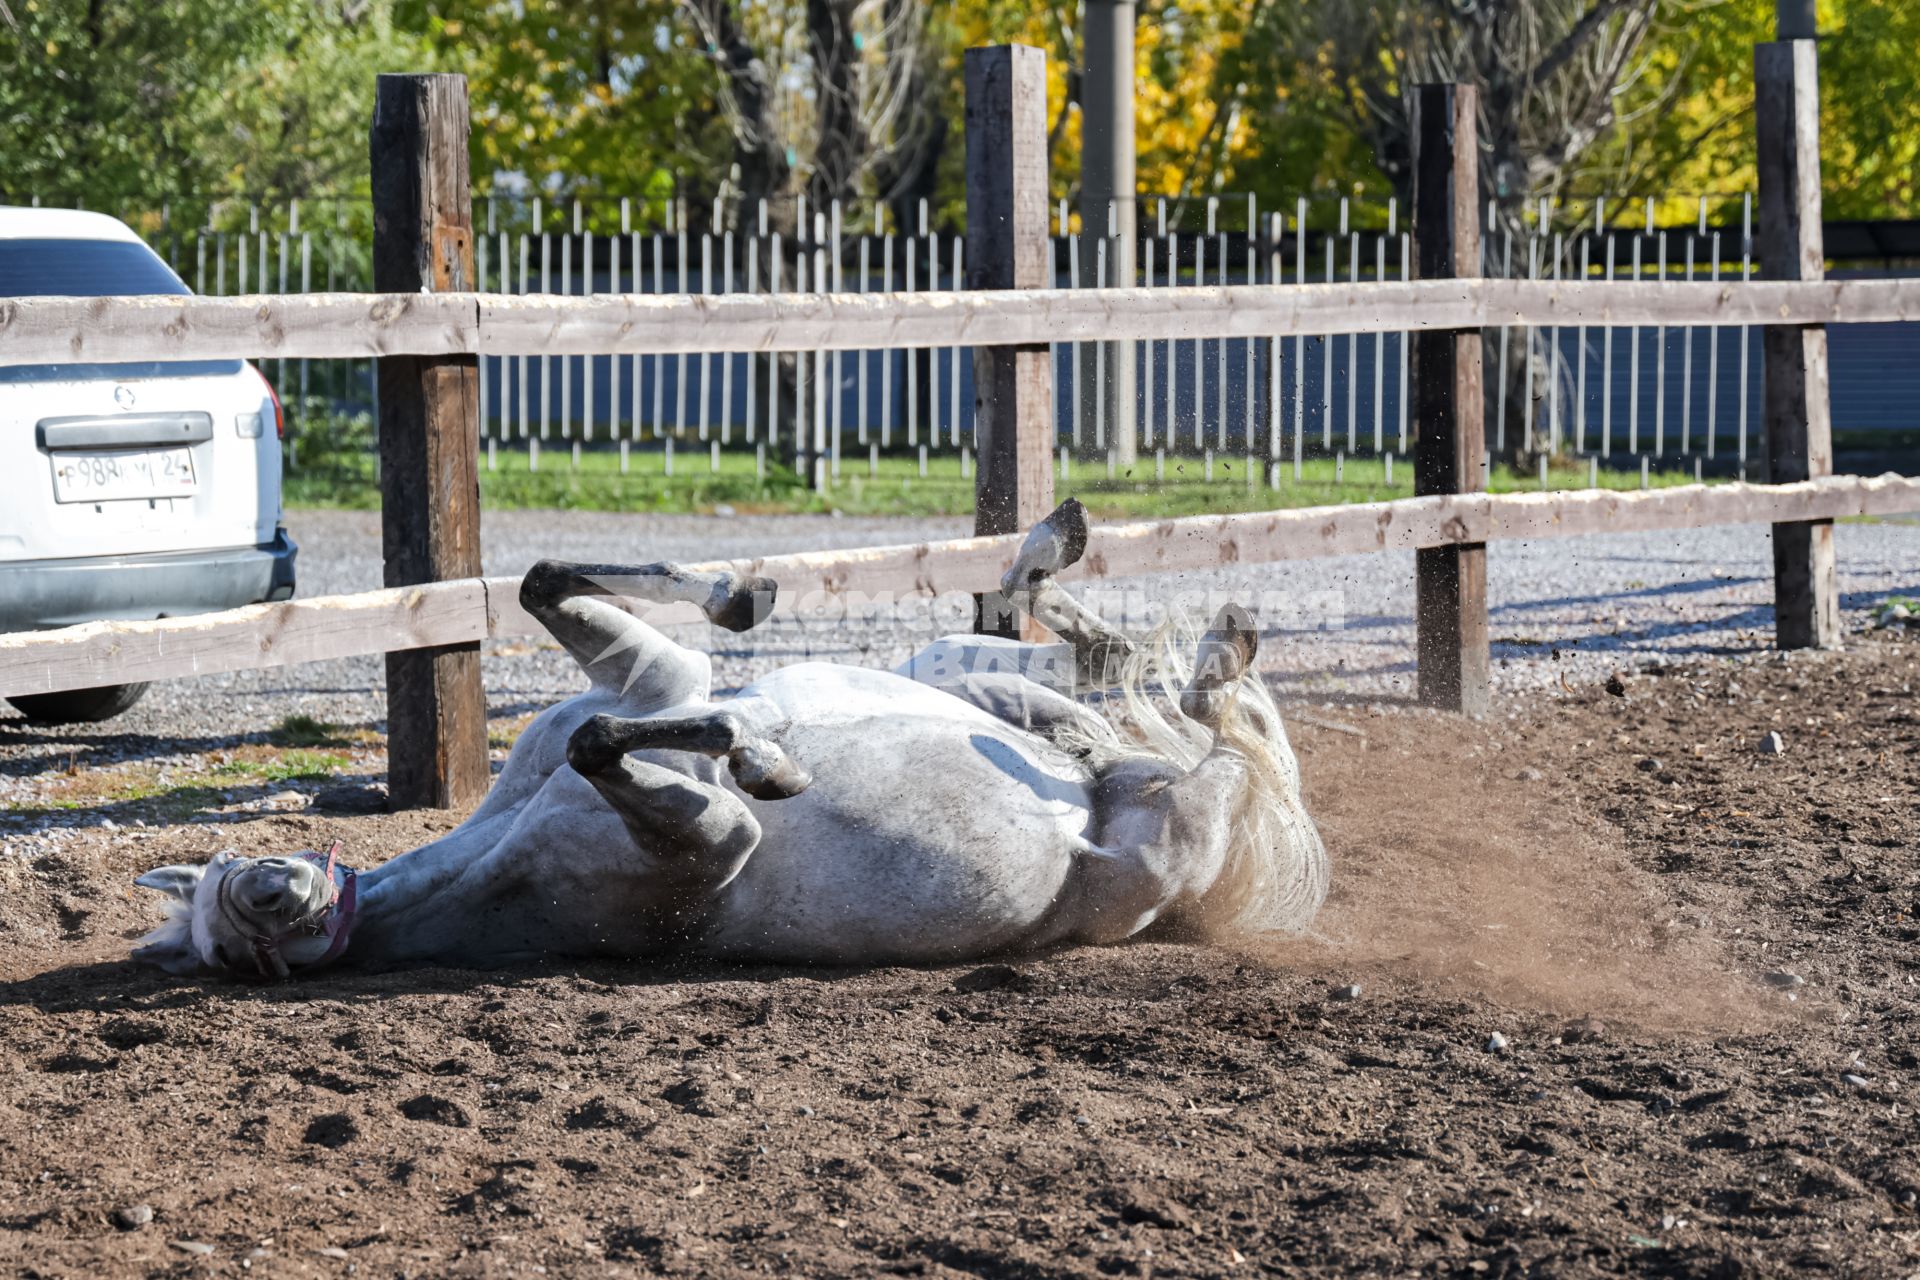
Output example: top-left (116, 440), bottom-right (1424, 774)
top-left (0, 529), bottom-right (297, 631)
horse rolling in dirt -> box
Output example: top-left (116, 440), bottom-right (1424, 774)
top-left (130, 500), bottom-right (1327, 979)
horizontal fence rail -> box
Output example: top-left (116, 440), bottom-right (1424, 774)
top-left (0, 472), bottom-right (1914, 699)
top-left (3, 278), bottom-right (1917, 366)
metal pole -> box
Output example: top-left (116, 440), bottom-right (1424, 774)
top-left (1776, 0), bottom-right (1816, 39)
top-left (1079, 0), bottom-right (1138, 468)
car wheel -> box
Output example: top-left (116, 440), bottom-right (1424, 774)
top-left (6, 682), bottom-right (151, 725)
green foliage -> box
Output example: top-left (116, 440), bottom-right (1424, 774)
top-left (1, 0), bottom-right (1910, 237)
top-left (286, 403), bottom-right (377, 486)
top-left (0, 0), bottom-right (435, 208)
top-left (396, 0), bottom-right (722, 214)
top-left (1820, 0), bottom-right (1920, 217)
top-left (1481, 0), bottom-right (1920, 224)
top-left (1635, 0), bottom-right (1920, 219)
top-left (937, 0), bottom-right (1915, 223)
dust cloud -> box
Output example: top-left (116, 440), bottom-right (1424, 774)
top-left (1256, 712), bottom-right (1778, 1034)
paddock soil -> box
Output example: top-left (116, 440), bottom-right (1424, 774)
top-left (1, 635), bottom-right (1917, 1279)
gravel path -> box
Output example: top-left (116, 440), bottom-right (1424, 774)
top-left (2, 506), bottom-right (1915, 819)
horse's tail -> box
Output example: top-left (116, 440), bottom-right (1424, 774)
top-left (1055, 614), bottom-right (1329, 940)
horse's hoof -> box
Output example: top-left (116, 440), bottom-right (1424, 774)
top-left (519, 558), bottom-right (577, 613)
top-left (565, 713), bottom-right (630, 776)
top-left (707, 576), bottom-right (779, 633)
top-left (1181, 604), bottom-right (1259, 726)
top-left (1042, 497), bottom-right (1090, 568)
top-left (1200, 603), bottom-right (1259, 674)
top-left (728, 741), bottom-right (811, 800)
top-left (1001, 497), bottom-right (1091, 593)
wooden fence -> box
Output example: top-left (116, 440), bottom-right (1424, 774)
top-left (0, 41), bottom-right (1899, 806)
top-left (1, 472), bottom-right (1913, 700)
top-left (3, 278), bottom-right (1914, 367)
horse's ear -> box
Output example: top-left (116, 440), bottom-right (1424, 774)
top-left (134, 864), bottom-right (206, 903)
top-left (131, 919), bottom-right (201, 974)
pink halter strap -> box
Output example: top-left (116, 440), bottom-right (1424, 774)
top-left (247, 841), bottom-right (358, 978)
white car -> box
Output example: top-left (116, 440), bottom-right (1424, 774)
top-left (0, 208), bottom-right (296, 724)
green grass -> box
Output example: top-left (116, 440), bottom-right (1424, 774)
top-left (212, 749), bottom-right (350, 784)
top-left (1873, 596), bottom-right (1920, 627)
top-left (24, 780), bottom-right (182, 812)
top-left (269, 713), bottom-right (348, 748)
top-left (286, 439), bottom-right (1706, 519)
top-left (266, 713), bottom-right (384, 749)
top-left (3, 746), bottom-right (353, 819)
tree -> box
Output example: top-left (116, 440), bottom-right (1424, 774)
top-left (1815, 0), bottom-right (1920, 219)
top-left (1240, 0), bottom-right (1683, 462)
top-left (397, 0), bottom-right (723, 218)
top-left (1292, 0), bottom-right (1675, 238)
top-left (678, 0), bottom-right (941, 227)
top-left (0, 0), bottom-right (434, 213)
top-left (938, 0), bottom-right (1315, 231)
top-left (1608, 0), bottom-right (1920, 222)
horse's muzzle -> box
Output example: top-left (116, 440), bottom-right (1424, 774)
top-left (239, 858), bottom-right (332, 924)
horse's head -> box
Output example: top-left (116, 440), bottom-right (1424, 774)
top-left (131, 845), bottom-right (356, 979)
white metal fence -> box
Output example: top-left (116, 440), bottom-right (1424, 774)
top-left (20, 187), bottom-right (1865, 482)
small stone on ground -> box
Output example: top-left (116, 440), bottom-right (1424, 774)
top-left (1562, 1016), bottom-right (1607, 1044)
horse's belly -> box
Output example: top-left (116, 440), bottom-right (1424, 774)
top-left (698, 713), bottom-right (1095, 963)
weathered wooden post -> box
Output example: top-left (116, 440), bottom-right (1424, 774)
top-left (1756, 32), bottom-right (1839, 649)
top-left (965, 45), bottom-right (1054, 638)
top-left (1410, 83), bottom-right (1489, 715)
top-left (371, 73), bottom-right (490, 809)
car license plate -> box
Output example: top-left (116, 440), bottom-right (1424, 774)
top-left (50, 447), bottom-right (199, 504)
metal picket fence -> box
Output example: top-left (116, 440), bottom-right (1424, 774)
top-left (16, 187), bottom-right (1799, 488)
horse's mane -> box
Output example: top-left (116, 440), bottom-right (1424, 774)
top-left (1045, 613), bottom-right (1329, 939)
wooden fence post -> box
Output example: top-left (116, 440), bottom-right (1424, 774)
top-left (965, 45), bottom-right (1054, 638)
top-left (1756, 39), bottom-right (1840, 650)
top-left (1409, 84), bottom-right (1489, 715)
top-left (371, 73), bottom-right (490, 810)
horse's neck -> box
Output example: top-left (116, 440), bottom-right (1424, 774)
top-left (349, 813), bottom-right (515, 957)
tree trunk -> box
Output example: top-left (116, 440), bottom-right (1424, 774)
top-left (688, 0), bottom-right (790, 221)
top-left (806, 0), bottom-right (868, 209)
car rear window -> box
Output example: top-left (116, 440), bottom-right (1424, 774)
top-left (0, 237), bottom-right (244, 382)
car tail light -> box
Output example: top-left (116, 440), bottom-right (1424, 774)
top-left (266, 380), bottom-right (286, 439)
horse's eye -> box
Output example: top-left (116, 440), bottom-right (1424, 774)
top-left (213, 944), bottom-right (231, 967)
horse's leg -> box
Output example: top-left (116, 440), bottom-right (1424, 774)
top-left (1060, 745), bottom-right (1251, 945)
top-left (519, 559), bottom-right (775, 704)
top-left (566, 705), bottom-right (811, 801)
top-left (897, 498), bottom-right (1134, 711)
top-left (998, 498), bottom-right (1137, 685)
top-left (924, 667), bottom-right (1113, 740)
top-left (1178, 603), bottom-right (1259, 729)
top-left (568, 752), bottom-right (763, 892)
top-left (1048, 603), bottom-right (1301, 944)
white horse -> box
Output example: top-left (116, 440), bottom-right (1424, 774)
top-left (130, 501), bottom-right (1327, 978)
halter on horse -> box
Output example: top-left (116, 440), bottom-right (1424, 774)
top-left (217, 842), bottom-right (359, 979)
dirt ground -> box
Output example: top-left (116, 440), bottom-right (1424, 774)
top-left (1, 633), bottom-right (1917, 1279)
